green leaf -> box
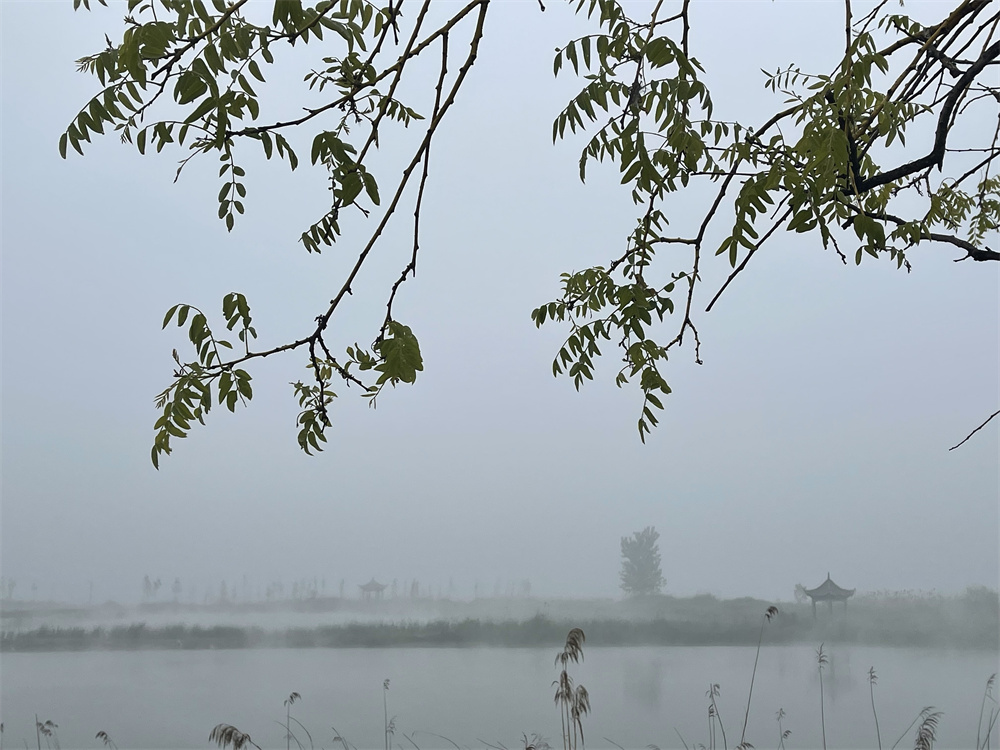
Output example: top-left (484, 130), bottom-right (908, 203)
top-left (248, 59), bottom-right (266, 83)
top-left (361, 170), bottom-right (380, 205)
top-left (162, 304), bottom-right (180, 329)
top-left (175, 71), bottom-right (208, 104)
top-left (339, 170), bottom-right (364, 204)
top-left (644, 37), bottom-right (675, 68)
top-left (374, 321), bottom-right (423, 385)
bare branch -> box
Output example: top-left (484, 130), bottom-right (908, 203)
top-left (950, 409), bottom-right (1000, 450)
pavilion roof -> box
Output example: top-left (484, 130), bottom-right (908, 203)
top-left (804, 573), bottom-right (855, 601)
top-left (358, 578), bottom-right (387, 592)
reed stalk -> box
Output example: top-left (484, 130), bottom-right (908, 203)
top-left (816, 644), bottom-right (828, 750)
top-left (869, 667), bottom-right (882, 750)
top-left (740, 606), bottom-right (777, 746)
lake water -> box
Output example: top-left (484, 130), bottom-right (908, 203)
top-left (1, 645), bottom-right (996, 749)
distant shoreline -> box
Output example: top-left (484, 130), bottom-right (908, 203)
top-left (4, 589), bottom-right (997, 652)
top-left (2, 612), bottom-right (996, 652)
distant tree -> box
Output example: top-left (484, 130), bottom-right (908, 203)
top-left (794, 583), bottom-right (809, 603)
top-left (172, 577), bottom-right (182, 603)
top-left (620, 527), bottom-right (665, 596)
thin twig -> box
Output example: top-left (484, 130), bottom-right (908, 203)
top-left (378, 29), bottom-right (450, 343)
top-left (949, 409), bottom-right (1000, 450)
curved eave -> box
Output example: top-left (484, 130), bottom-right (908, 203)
top-left (804, 577), bottom-right (856, 600)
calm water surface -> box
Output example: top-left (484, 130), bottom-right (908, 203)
top-left (1, 646), bottom-right (996, 749)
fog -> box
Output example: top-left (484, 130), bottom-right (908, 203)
top-left (2, 0), bottom-right (996, 609)
top-left (1, 0), bottom-right (998, 745)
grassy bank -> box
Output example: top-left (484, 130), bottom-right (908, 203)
top-left (2, 609), bottom-right (996, 652)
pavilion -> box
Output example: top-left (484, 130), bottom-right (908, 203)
top-left (359, 578), bottom-right (388, 601)
top-left (804, 573), bottom-right (855, 618)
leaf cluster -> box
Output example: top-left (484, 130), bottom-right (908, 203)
top-left (65, 0), bottom-right (999, 460)
top-left (534, 0), bottom-right (999, 440)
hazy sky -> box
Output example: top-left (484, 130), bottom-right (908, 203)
top-left (2, 1), bottom-right (997, 605)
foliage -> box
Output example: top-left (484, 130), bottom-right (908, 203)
top-left (619, 525), bottom-right (665, 596)
top-left (63, 0), bottom-right (999, 461)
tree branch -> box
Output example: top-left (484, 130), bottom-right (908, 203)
top-left (378, 30), bottom-right (450, 344)
top-left (851, 40), bottom-right (1000, 194)
top-left (949, 409), bottom-right (1000, 450)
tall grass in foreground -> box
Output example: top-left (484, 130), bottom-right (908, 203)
top-left (34, 716), bottom-right (58, 750)
top-left (739, 605), bottom-right (778, 748)
top-left (553, 627), bottom-right (589, 750)
top-left (816, 644), bottom-right (828, 750)
top-left (775, 708), bottom-right (790, 749)
top-left (283, 692), bottom-right (299, 750)
top-left (209, 723), bottom-right (261, 750)
top-left (977, 673), bottom-right (998, 750)
top-left (705, 683), bottom-right (726, 750)
top-left (869, 667), bottom-right (882, 750)
top-left (279, 692), bottom-right (313, 750)
top-left (383, 679), bottom-right (395, 750)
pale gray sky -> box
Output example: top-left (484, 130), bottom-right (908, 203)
top-left (2, 0), bottom-right (997, 604)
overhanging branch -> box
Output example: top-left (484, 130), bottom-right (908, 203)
top-left (851, 40), bottom-right (1000, 194)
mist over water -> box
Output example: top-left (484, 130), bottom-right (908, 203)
top-left (3, 592), bottom-right (998, 749)
top-left (2, 645), bottom-right (995, 750)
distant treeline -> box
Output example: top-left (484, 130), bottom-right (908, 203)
top-left (2, 608), bottom-right (996, 652)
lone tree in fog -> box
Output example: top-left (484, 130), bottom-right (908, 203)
top-left (620, 526), bottom-right (665, 596)
top-left (61, 1), bottom-right (1000, 464)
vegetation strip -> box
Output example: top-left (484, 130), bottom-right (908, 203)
top-left (3, 612), bottom-right (996, 652)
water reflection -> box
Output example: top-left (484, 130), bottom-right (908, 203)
top-left (622, 655), bottom-right (663, 710)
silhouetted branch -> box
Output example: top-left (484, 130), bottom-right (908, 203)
top-left (949, 408), bottom-right (1000, 450)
